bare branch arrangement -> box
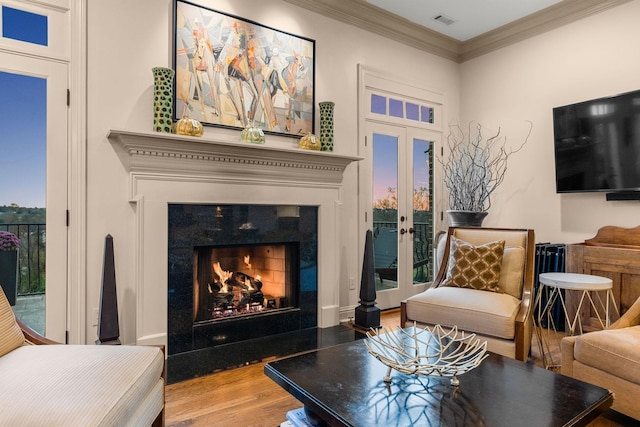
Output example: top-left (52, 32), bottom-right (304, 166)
top-left (439, 122), bottom-right (533, 212)
top-left (365, 323), bottom-right (489, 387)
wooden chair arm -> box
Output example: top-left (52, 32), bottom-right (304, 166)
top-left (16, 317), bottom-right (60, 345)
top-left (609, 295), bottom-right (640, 329)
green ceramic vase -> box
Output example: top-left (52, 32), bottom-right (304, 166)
top-left (319, 101), bottom-right (335, 151)
top-left (152, 67), bottom-right (175, 133)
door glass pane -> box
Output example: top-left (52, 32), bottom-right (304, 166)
top-left (0, 71), bottom-right (47, 335)
top-left (421, 106), bottom-right (433, 123)
top-left (371, 94), bottom-right (386, 115)
top-left (2, 6), bottom-right (48, 46)
top-left (406, 103), bottom-right (419, 121)
top-left (389, 99), bottom-right (403, 118)
top-left (372, 133), bottom-right (398, 291)
top-left (412, 139), bottom-right (432, 284)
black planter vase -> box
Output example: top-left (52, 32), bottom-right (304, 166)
top-left (0, 250), bottom-right (18, 306)
top-left (446, 210), bottom-right (488, 227)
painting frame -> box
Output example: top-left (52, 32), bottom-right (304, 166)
top-left (173, 0), bottom-right (316, 138)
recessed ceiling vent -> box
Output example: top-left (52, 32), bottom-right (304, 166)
top-left (433, 14), bottom-right (456, 26)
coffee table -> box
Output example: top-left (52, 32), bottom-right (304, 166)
top-left (265, 336), bottom-right (613, 426)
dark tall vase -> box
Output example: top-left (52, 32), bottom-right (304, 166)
top-left (0, 250), bottom-right (18, 306)
top-left (354, 229), bottom-right (380, 329)
top-left (446, 210), bottom-right (488, 227)
top-left (319, 101), bottom-right (335, 151)
top-left (152, 67), bottom-right (175, 133)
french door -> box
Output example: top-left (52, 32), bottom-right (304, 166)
top-left (364, 121), bottom-right (437, 309)
top-left (0, 53), bottom-right (69, 342)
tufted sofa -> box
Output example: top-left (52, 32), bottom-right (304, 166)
top-left (0, 284), bottom-right (165, 426)
top-left (561, 295), bottom-right (640, 420)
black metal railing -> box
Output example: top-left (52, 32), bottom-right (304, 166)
top-left (0, 223), bottom-right (46, 296)
top-left (373, 220), bottom-right (432, 282)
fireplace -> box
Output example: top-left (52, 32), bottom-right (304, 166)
top-left (167, 203), bottom-right (318, 380)
top-left (107, 129), bottom-right (360, 384)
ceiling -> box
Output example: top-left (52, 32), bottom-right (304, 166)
top-left (367, 0), bottom-right (562, 41)
top-left (283, 0), bottom-right (631, 62)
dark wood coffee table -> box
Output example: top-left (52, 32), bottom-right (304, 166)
top-left (265, 337), bottom-right (613, 426)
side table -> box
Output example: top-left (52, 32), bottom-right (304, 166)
top-left (534, 272), bottom-right (618, 369)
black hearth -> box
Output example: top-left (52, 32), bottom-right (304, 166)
top-left (167, 204), bottom-right (318, 382)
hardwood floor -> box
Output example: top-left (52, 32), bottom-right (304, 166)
top-left (165, 309), bottom-right (633, 427)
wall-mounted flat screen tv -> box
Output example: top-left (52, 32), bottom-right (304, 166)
top-left (553, 89), bottom-right (640, 194)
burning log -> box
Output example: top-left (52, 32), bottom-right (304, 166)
top-left (208, 262), bottom-right (264, 315)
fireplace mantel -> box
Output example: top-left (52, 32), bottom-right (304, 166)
top-left (106, 129), bottom-right (354, 349)
top-left (108, 129), bottom-right (361, 189)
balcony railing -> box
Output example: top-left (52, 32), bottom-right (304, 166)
top-left (373, 220), bottom-right (433, 283)
top-left (0, 223), bottom-right (45, 296)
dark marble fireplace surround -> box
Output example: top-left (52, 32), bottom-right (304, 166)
top-left (167, 203), bottom-right (319, 382)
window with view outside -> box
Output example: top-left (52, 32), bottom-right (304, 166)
top-left (0, 71), bottom-right (47, 332)
top-left (412, 139), bottom-right (432, 284)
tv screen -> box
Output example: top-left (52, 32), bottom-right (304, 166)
top-left (553, 89), bottom-right (640, 193)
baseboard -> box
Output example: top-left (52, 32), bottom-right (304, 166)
top-left (339, 304), bottom-right (358, 324)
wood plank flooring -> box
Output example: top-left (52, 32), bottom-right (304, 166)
top-left (165, 309), bottom-right (634, 427)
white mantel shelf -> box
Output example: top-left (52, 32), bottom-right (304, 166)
top-left (108, 129), bottom-right (361, 186)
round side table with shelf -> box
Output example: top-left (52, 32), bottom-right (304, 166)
top-left (534, 272), bottom-right (619, 370)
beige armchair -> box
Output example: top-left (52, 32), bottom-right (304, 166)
top-left (401, 227), bottom-right (535, 362)
top-left (561, 296), bottom-right (640, 420)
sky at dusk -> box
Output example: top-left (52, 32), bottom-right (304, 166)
top-left (0, 70), bottom-right (46, 208)
top-left (373, 133), bottom-right (431, 204)
top-left (0, 6), bottom-right (48, 209)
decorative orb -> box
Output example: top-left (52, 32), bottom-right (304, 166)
top-left (174, 116), bottom-right (203, 137)
top-left (298, 133), bottom-right (320, 150)
top-left (240, 122), bottom-right (265, 144)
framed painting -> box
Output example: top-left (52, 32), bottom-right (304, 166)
top-left (173, 0), bottom-right (316, 138)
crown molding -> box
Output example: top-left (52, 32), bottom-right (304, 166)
top-left (283, 0), bottom-right (460, 61)
top-left (459, 0), bottom-right (633, 62)
top-left (284, 0), bottom-right (631, 63)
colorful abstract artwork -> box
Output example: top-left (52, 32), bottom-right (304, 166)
top-left (173, 1), bottom-right (315, 137)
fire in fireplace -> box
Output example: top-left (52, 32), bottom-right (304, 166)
top-left (194, 243), bottom-right (299, 322)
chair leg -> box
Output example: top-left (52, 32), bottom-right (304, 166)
top-left (152, 408), bottom-right (164, 427)
top-left (400, 301), bottom-right (408, 327)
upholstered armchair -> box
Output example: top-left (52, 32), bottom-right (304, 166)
top-left (561, 295), bottom-right (640, 420)
top-left (0, 284), bottom-right (165, 426)
top-left (401, 227), bottom-right (536, 362)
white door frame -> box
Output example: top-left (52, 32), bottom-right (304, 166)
top-left (0, 53), bottom-right (68, 342)
top-left (0, 0), bottom-right (86, 343)
top-left (357, 64), bottom-right (445, 309)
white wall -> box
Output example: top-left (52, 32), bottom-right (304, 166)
top-left (86, 0), bottom-right (460, 343)
top-left (460, 0), bottom-right (640, 244)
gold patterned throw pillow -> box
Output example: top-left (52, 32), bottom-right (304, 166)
top-left (0, 284), bottom-right (25, 357)
top-left (441, 236), bottom-right (506, 293)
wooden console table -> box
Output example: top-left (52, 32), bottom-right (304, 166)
top-left (566, 225), bottom-right (640, 331)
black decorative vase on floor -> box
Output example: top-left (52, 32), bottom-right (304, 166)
top-left (354, 229), bottom-right (380, 329)
top-left (0, 250), bottom-right (18, 306)
top-left (97, 234), bottom-right (121, 345)
top-left (446, 210), bottom-right (488, 227)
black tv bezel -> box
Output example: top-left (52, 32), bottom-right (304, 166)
top-left (552, 88), bottom-right (640, 197)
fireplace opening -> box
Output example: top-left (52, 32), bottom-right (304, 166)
top-left (168, 203), bottom-right (318, 381)
top-left (194, 242), bottom-right (299, 322)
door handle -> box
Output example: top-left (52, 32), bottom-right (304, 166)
top-left (408, 227), bottom-right (414, 234)
top-left (400, 228), bottom-right (406, 235)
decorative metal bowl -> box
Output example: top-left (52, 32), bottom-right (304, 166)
top-left (365, 324), bottom-right (489, 387)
